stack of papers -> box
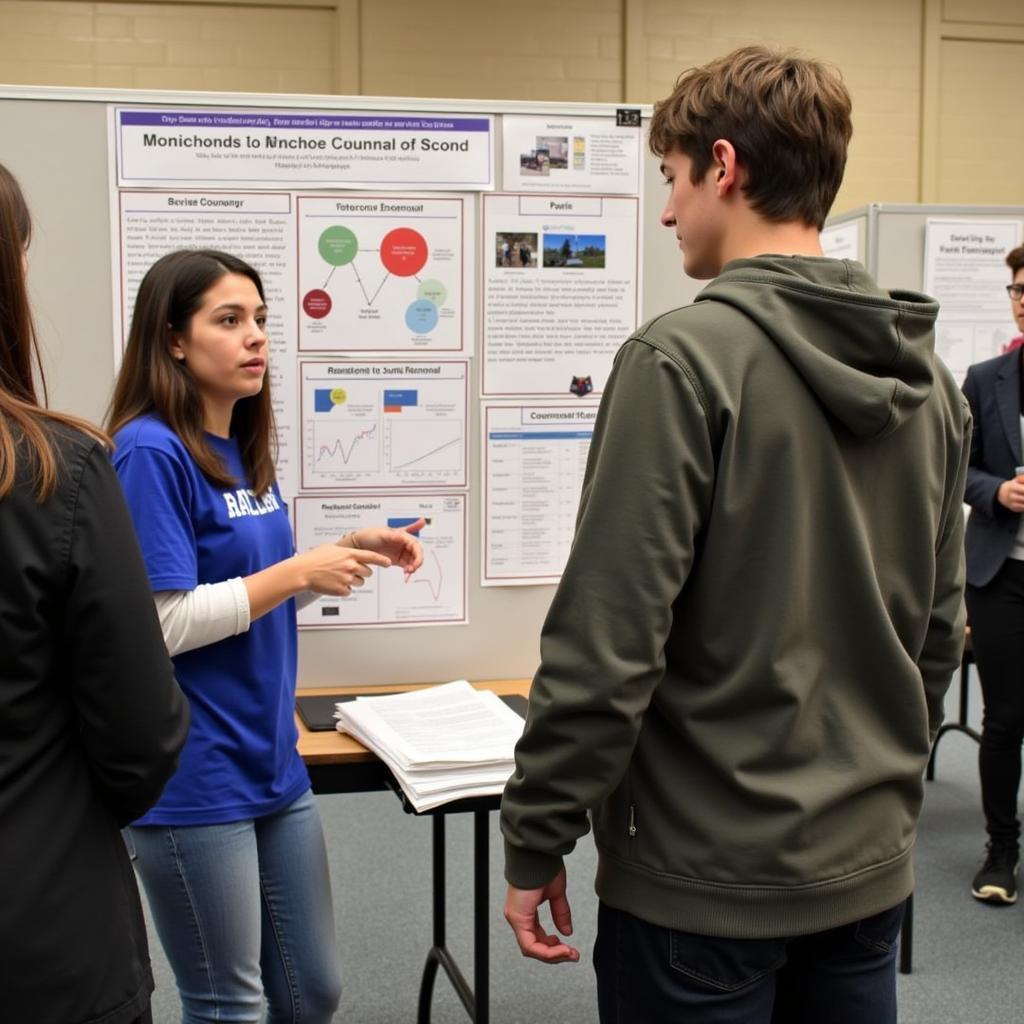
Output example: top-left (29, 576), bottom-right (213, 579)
top-left (334, 680), bottom-right (527, 812)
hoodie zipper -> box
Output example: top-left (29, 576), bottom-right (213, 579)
top-left (628, 803), bottom-right (637, 839)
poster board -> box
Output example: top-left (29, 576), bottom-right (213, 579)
top-left (826, 202), bottom-right (1024, 381)
top-left (0, 85), bottom-right (702, 686)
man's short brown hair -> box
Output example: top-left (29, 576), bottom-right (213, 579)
top-left (1006, 245), bottom-right (1024, 277)
top-left (648, 46), bottom-right (853, 230)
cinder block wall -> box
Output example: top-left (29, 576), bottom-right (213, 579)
top-left (0, 1), bottom-right (335, 93)
top-left (1, 0), bottom-right (1022, 209)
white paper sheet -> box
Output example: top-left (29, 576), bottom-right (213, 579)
top-left (334, 681), bottom-right (525, 810)
top-left (923, 218), bottom-right (1023, 382)
top-left (481, 402), bottom-right (597, 585)
top-left (481, 193), bottom-right (640, 396)
top-left (502, 114), bottom-right (641, 194)
top-left (114, 108), bottom-right (495, 190)
top-left (338, 682), bottom-right (522, 768)
top-left (299, 360), bottom-right (468, 491)
top-left (820, 220), bottom-right (861, 262)
top-left (296, 194), bottom-right (470, 355)
top-left (293, 493), bottom-right (467, 628)
top-left (113, 188), bottom-right (300, 497)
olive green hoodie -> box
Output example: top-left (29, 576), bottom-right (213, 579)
top-left (501, 255), bottom-right (971, 938)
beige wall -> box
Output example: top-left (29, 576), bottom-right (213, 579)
top-left (935, 39), bottom-right (1024, 204)
top-left (626, 0), bottom-right (922, 219)
top-left (361, 0), bottom-right (622, 102)
top-left (923, 0), bottom-right (1024, 204)
top-left (0, 0), bottom-right (1021, 212)
top-left (0, 1), bottom-right (336, 93)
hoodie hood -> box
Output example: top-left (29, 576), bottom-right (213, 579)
top-left (696, 255), bottom-right (939, 438)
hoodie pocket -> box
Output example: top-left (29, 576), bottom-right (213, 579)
top-left (625, 767), bottom-right (637, 859)
top-left (593, 766), bottom-right (637, 861)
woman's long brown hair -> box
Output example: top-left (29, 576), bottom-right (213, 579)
top-left (0, 163), bottom-right (107, 501)
top-left (106, 249), bottom-right (277, 496)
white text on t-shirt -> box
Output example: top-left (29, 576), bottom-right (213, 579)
top-left (222, 488), bottom-right (282, 520)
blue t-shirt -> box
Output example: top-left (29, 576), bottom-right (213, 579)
top-left (112, 415), bottom-right (308, 825)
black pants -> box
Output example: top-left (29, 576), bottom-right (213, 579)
top-left (965, 558), bottom-right (1024, 848)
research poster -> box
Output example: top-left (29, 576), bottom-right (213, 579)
top-left (924, 218), bottom-right (1023, 382)
top-left (299, 360), bottom-right (468, 491)
top-left (821, 219), bottom-right (862, 262)
top-left (481, 402), bottom-right (597, 585)
top-left (481, 193), bottom-right (641, 396)
top-left (113, 189), bottom-right (302, 496)
top-left (114, 109), bottom-right (495, 190)
top-left (502, 114), bottom-right (641, 195)
top-left (108, 98), bottom-right (647, 618)
top-left (293, 493), bottom-right (467, 628)
top-left (296, 194), bottom-right (468, 354)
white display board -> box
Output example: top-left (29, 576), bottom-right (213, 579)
top-left (5, 86), bottom-right (703, 685)
top-left (826, 203), bottom-right (1024, 383)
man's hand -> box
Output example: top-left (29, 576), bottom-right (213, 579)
top-left (504, 869), bottom-right (580, 964)
top-left (998, 476), bottom-right (1024, 513)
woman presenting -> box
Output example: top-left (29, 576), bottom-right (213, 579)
top-left (107, 248), bottom-right (423, 1023)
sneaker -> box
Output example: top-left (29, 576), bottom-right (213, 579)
top-left (971, 843), bottom-right (1019, 905)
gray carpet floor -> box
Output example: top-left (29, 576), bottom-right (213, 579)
top-left (143, 671), bottom-right (1023, 1022)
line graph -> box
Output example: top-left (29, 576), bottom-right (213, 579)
top-left (387, 419), bottom-right (463, 474)
top-left (311, 421), bottom-right (380, 475)
top-left (408, 548), bottom-right (444, 602)
top-left (301, 363), bottom-right (468, 491)
top-left (293, 493), bottom-right (465, 627)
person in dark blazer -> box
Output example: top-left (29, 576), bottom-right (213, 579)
top-left (0, 162), bottom-right (190, 1023)
top-left (962, 243), bottom-right (1024, 905)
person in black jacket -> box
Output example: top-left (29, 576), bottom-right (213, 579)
top-left (0, 161), bottom-right (190, 1024)
top-left (962, 244), bottom-right (1024, 905)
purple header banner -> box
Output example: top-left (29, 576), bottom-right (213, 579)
top-left (118, 111), bottom-right (491, 132)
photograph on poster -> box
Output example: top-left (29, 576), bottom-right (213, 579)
top-left (519, 135), bottom-right (584, 177)
top-left (502, 115), bottom-right (638, 194)
top-left (481, 192), bottom-right (639, 396)
top-left (543, 233), bottom-right (606, 269)
top-left (538, 136), bottom-right (569, 168)
top-left (494, 232), bottom-right (537, 268)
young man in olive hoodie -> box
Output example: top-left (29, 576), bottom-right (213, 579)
top-left (500, 46), bottom-right (970, 1023)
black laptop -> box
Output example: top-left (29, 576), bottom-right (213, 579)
top-left (295, 691), bottom-right (528, 732)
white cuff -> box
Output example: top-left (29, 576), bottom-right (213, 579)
top-left (153, 578), bottom-right (251, 657)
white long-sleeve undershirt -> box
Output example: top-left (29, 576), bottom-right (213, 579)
top-left (153, 579), bottom-right (319, 656)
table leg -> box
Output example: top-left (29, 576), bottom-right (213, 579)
top-left (927, 655), bottom-right (981, 782)
top-left (899, 892), bottom-right (913, 975)
top-left (417, 812), bottom-right (489, 1023)
top-left (474, 811), bottom-right (489, 1024)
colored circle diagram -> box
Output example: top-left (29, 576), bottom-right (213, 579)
top-left (303, 289), bottom-right (332, 319)
top-left (319, 225), bottom-right (359, 266)
top-left (304, 224), bottom-right (448, 336)
top-left (380, 227), bottom-right (428, 276)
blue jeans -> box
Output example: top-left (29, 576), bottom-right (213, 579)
top-left (128, 790), bottom-right (342, 1024)
top-left (593, 901), bottom-right (904, 1024)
